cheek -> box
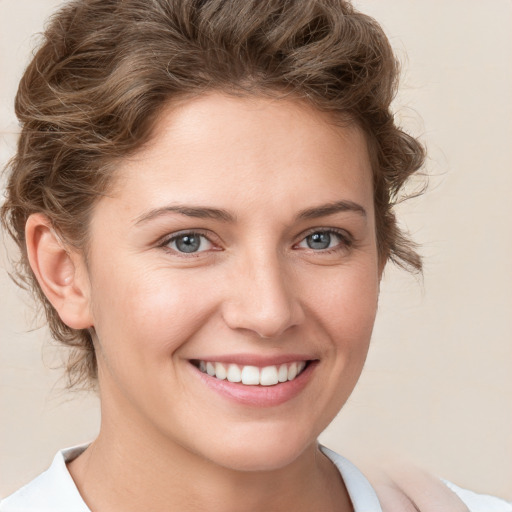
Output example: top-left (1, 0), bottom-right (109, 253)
top-left (304, 263), bottom-right (379, 341)
top-left (295, 265), bottom-right (379, 429)
top-left (90, 266), bottom-right (221, 365)
top-left (303, 262), bottom-right (379, 405)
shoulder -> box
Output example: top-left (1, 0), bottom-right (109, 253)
top-left (445, 481), bottom-right (512, 512)
top-left (374, 464), bottom-right (512, 512)
top-left (320, 444), bottom-right (512, 512)
top-left (0, 445), bottom-right (90, 512)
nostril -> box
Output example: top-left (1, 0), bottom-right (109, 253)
top-left (220, 272), bottom-right (305, 339)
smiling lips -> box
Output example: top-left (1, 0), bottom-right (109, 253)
top-left (196, 360), bottom-right (308, 386)
top-left (190, 357), bottom-right (317, 407)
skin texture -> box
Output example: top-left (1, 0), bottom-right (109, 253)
top-left (26, 93), bottom-right (382, 512)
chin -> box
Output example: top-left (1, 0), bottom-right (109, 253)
top-left (198, 423), bottom-right (317, 473)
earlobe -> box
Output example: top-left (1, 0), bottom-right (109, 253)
top-left (25, 213), bottom-right (93, 330)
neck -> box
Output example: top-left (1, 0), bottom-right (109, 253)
top-left (68, 417), bottom-right (352, 512)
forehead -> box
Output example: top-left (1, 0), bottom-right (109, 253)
top-left (105, 93), bottom-right (374, 220)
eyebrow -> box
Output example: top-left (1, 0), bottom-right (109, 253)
top-left (134, 205), bottom-right (236, 225)
top-left (134, 199), bottom-right (366, 226)
top-left (297, 200), bottom-right (367, 220)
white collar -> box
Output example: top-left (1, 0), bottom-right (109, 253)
top-left (319, 445), bottom-right (382, 512)
top-left (0, 444), bottom-right (381, 512)
top-left (0, 445), bottom-right (90, 512)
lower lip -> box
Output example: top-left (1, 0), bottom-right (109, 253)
top-left (189, 362), bottom-right (317, 407)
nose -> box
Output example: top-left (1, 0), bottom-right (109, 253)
top-left (221, 252), bottom-right (305, 339)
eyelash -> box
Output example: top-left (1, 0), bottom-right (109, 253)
top-left (158, 228), bottom-right (353, 256)
top-left (294, 228), bottom-right (353, 254)
top-left (159, 230), bottom-right (218, 257)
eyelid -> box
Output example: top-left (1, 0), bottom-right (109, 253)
top-left (294, 227), bottom-right (354, 251)
top-left (296, 227), bottom-right (353, 242)
top-left (158, 229), bottom-right (222, 255)
top-left (156, 227), bottom-right (353, 256)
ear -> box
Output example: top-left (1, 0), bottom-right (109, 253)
top-left (25, 213), bottom-right (93, 330)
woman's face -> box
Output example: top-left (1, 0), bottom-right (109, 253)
top-left (83, 93), bottom-right (381, 471)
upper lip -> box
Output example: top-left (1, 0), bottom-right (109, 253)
top-left (188, 353), bottom-right (317, 367)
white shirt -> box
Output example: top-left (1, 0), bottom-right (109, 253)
top-left (1, 444), bottom-right (511, 512)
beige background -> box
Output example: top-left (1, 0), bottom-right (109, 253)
top-left (1, 0), bottom-right (511, 501)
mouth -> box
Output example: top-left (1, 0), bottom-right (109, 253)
top-left (188, 355), bottom-right (318, 406)
top-left (191, 359), bottom-right (310, 386)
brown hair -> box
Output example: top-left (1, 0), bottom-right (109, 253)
top-left (1, 0), bottom-right (425, 388)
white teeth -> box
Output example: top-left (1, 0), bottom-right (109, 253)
top-left (278, 364), bottom-right (288, 383)
top-left (227, 364), bottom-right (242, 383)
top-left (215, 362), bottom-right (227, 380)
top-left (287, 362), bottom-right (298, 381)
top-left (197, 360), bottom-right (309, 386)
top-left (206, 362), bottom-right (216, 376)
top-left (241, 366), bottom-right (260, 385)
top-left (260, 366), bottom-right (279, 386)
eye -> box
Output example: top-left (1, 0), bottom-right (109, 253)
top-left (165, 232), bottom-right (214, 254)
top-left (296, 229), bottom-right (351, 251)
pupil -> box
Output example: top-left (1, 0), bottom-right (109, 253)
top-left (307, 232), bottom-right (331, 250)
top-left (176, 235), bottom-right (200, 253)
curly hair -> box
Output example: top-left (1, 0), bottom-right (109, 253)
top-left (1, 0), bottom-right (425, 388)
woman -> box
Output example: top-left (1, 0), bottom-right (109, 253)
top-left (0, 1), bottom-right (510, 511)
